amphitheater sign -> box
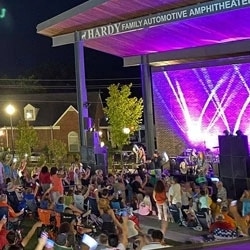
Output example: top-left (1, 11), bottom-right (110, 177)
top-left (81, 0), bottom-right (250, 40)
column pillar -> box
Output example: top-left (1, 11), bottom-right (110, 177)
top-left (74, 31), bottom-right (88, 162)
top-left (140, 55), bottom-right (155, 158)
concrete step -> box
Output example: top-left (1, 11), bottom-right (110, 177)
top-left (140, 224), bottom-right (204, 243)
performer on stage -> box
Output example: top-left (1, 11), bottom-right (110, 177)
top-left (152, 150), bottom-right (163, 171)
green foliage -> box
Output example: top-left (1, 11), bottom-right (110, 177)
top-left (48, 139), bottom-right (67, 165)
top-left (15, 120), bottom-right (38, 158)
top-left (0, 75), bottom-right (46, 94)
top-left (104, 83), bottom-right (143, 149)
top-left (15, 75), bottom-right (46, 93)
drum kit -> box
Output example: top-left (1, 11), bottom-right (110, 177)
top-left (176, 148), bottom-right (218, 177)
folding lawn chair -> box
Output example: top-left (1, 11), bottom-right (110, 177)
top-left (38, 208), bottom-right (60, 228)
top-left (54, 242), bottom-right (73, 250)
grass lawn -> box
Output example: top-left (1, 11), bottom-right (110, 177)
top-left (21, 217), bottom-right (40, 250)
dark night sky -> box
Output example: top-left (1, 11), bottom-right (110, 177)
top-left (0, 0), bottom-right (141, 91)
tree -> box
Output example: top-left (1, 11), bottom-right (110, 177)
top-left (15, 120), bottom-right (38, 158)
top-left (48, 139), bottom-right (67, 165)
top-left (0, 75), bottom-right (45, 94)
top-left (104, 83), bottom-right (143, 150)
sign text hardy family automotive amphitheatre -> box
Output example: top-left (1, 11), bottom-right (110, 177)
top-left (81, 0), bottom-right (250, 40)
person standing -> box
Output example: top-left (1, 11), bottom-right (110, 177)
top-left (153, 180), bottom-right (168, 235)
top-left (44, 167), bottom-right (64, 204)
top-left (152, 151), bottom-right (162, 171)
top-left (39, 166), bottom-right (51, 193)
top-left (168, 177), bottom-right (182, 224)
top-left (0, 161), bottom-right (4, 188)
top-left (169, 177), bottom-right (181, 207)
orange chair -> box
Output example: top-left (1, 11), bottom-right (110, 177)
top-left (38, 208), bottom-right (61, 228)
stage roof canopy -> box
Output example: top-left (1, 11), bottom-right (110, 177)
top-left (37, 0), bottom-right (250, 66)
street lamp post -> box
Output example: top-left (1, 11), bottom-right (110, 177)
top-left (5, 104), bottom-right (15, 155)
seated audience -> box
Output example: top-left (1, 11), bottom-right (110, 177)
top-left (198, 190), bottom-right (211, 213)
top-left (5, 221), bottom-right (43, 249)
top-left (216, 181), bottom-right (228, 208)
top-left (96, 234), bottom-right (109, 250)
top-left (55, 222), bottom-right (75, 249)
top-left (138, 195), bottom-right (152, 216)
top-left (221, 206), bottom-right (236, 230)
top-left (0, 194), bottom-right (24, 222)
top-left (209, 214), bottom-right (237, 240)
top-left (55, 196), bottom-right (86, 215)
top-left (95, 188), bottom-right (120, 235)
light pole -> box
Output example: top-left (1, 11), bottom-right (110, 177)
top-left (5, 104), bottom-right (15, 155)
top-left (0, 129), bottom-right (4, 150)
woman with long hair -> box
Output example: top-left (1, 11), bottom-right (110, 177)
top-left (39, 165), bottom-right (51, 193)
top-left (153, 180), bottom-right (168, 235)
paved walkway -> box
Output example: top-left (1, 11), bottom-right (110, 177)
top-left (138, 213), bottom-right (205, 243)
top-left (137, 213), bottom-right (250, 249)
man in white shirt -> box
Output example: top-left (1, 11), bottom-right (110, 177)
top-left (169, 177), bottom-right (182, 206)
top-left (141, 230), bottom-right (172, 250)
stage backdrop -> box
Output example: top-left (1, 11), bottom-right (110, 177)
top-left (152, 63), bottom-right (250, 156)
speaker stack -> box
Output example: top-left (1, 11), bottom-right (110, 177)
top-left (218, 135), bottom-right (250, 199)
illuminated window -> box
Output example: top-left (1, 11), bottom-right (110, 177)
top-left (24, 104), bottom-right (37, 121)
top-left (68, 131), bottom-right (80, 152)
top-left (26, 110), bottom-right (34, 120)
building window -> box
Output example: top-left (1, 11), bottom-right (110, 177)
top-left (26, 109), bottom-right (34, 120)
top-left (68, 131), bottom-right (79, 152)
top-left (24, 104), bottom-right (37, 121)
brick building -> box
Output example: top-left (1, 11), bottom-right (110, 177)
top-left (0, 92), bottom-right (104, 154)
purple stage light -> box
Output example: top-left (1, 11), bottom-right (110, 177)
top-left (152, 63), bottom-right (250, 149)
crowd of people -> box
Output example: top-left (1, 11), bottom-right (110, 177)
top-left (0, 155), bottom-right (249, 250)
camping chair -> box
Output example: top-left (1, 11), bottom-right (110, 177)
top-left (60, 212), bottom-right (76, 224)
top-left (73, 194), bottom-right (91, 224)
top-left (0, 206), bottom-right (8, 219)
top-left (6, 191), bottom-right (21, 212)
top-left (110, 200), bottom-right (125, 216)
top-left (87, 197), bottom-right (99, 216)
top-left (73, 194), bottom-right (85, 211)
top-left (54, 242), bottom-right (73, 250)
top-left (38, 208), bottom-right (60, 228)
top-left (55, 203), bottom-right (65, 213)
top-left (24, 193), bottom-right (37, 213)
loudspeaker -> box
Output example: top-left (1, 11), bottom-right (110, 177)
top-left (85, 131), bottom-right (99, 147)
top-left (234, 178), bottom-right (249, 199)
top-left (96, 154), bottom-right (105, 166)
top-left (219, 156), bottom-right (233, 178)
top-left (95, 153), bottom-right (107, 176)
top-left (87, 147), bottom-right (95, 163)
top-left (219, 155), bottom-right (248, 178)
top-left (218, 135), bottom-right (249, 156)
